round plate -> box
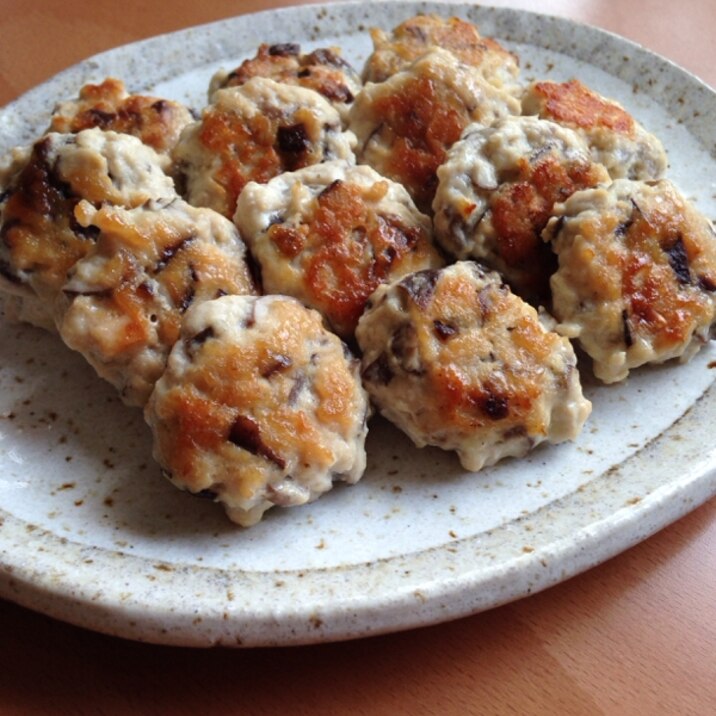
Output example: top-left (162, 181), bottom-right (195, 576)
top-left (1, 1), bottom-right (716, 647)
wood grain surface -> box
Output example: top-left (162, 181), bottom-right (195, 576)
top-left (1, 1), bottom-right (715, 714)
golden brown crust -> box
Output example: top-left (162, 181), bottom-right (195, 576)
top-left (370, 73), bottom-right (465, 212)
top-left (546, 179), bottom-right (716, 382)
top-left (146, 294), bottom-right (369, 524)
top-left (363, 14), bottom-right (518, 86)
top-left (58, 199), bottom-right (256, 405)
top-left (0, 131), bottom-right (176, 305)
top-left (0, 138), bottom-right (92, 298)
top-left (156, 301), bottom-right (355, 483)
top-left (174, 80), bottom-right (355, 218)
top-left (214, 43), bottom-right (361, 114)
top-left (49, 78), bottom-right (193, 155)
top-left (486, 152), bottom-right (607, 300)
top-left (356, 262), bottom-right (590, 469)
top-left (574, 189), bottom-right (715, 349)
top-left (527, 79), bottom-right (635, 135)
top-left (351, 49), bottom-right (520, 214)
top-left (374, 268), bottom-right (559, 434)
top-left (268, 177), bottom-right (440, 336)
top-left (432, 116), bottom-right (610, 303)
top-left (68, 202), bottom-right (254, 354)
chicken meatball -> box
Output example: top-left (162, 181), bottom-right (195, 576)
top-left (356, 262), bottom-right (591, 471)
top-left (57, 199), bottom-right (256, 406)
top-left (48, 77), bottom-right (194, 159)
top-left (362, 14), bottom-right (520, 96)
top-left (350, 48), bottom-right (520, 213)
top-left (432, 116), bottom-right (610, 302)
top-left (544, 179), bottom-right (716, 383)
top-left (173, 78), bottom-right (356, 218)
top-left (145, 294), bottom-right (370, 526)
top-left (235, 161), bottom-right (444, 338)
top-left (521, 79), bottom-right (667, 180)
top-left (209, 43), bottom-right (361, 125)
top-left (0, 129), bottom-right (177, 329)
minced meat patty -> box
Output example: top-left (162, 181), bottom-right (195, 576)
top-left (209, 43), bottom-right (361, 125)
top-left (57, 198), bottom-right (256, 406)
top-left (362, 13), bottom-right (520, 97)
top-left (172, 77), bottom-right (356, 218)
top-left (145, 294), bottom-right (370, 526)
top-left (48, 77), bottom-right (194, 159)
top-left (356, 261), bottom-right (591, 471)
top-left (0, 129), bottom-right (177, 329)
top-left (234, 160), bottom-right (443, 338)
top-left (522, 79), bottom-right (668, 180)
top-left (544, 178), bottom-right (716, 382)
top-left (432, 115), bottom-right (610, 303)
top-left (350, 48), bottom-right (520, 214)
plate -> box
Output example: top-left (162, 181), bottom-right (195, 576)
top-left (1, 1), bottom-right (716, 648)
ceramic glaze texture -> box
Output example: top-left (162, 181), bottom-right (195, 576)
top-left (0, 2), bottom-right (715, 647)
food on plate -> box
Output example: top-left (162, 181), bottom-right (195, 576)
top-left (145, 293), bottom-right (370, 526)
top-left (0, 129), bottom-right (177, 330)
top-left (356, 262), bottom-right (592, 471)
top-left (362, 13), bottom-right (520, 97)
top-left (234, 160), bottom-right (444, 338)
top-left (209, 43), bottom-right (362, 125)
top-left (2, 11), bottom-right (713, 527)
top-left (172, 77), bottom-right (356, 218)
top-left (56, 199), bottom-right (257, 406)
top-left (349, 48), bottom-right (520, 213)
top-left (48, 77), bottom-right (194, 159)
top-left (522, 79), bottom-right (668, 180)
top-left (543, 179), bottom-right (716, 383)
top-left (432, 116), bottom-right (610, 303)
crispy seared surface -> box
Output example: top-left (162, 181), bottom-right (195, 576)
top-left (58, 199), bottom-right (256, 405)
top-left (363, 14), bottom-right (519, 90)
top-left (356, 262), bottom-right (591, 470)
top-left (49, 78), bottom-right (193, 155)
top-left (546, 179), bottom-right (716, 382)
top-left (236, 162), bottom-right (443, 337)
top-left (212, 43), bottom-right (361, 122)
top-left (174, 79), bottom-right (355, 218)
top-left (146, 295), bottom-right (369, 525)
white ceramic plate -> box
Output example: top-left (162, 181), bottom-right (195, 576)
top-left (1, 1), bottom-right (716, 647)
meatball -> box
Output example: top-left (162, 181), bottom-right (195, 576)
top-left (522, 79), bottom-right (667, 180)
top-left (432, 116), bottom-right (610, 303)
top-left (362, 14), bottom-right (520, 96)
top-left (235, 161), bottom-right (444, 338)
top-left (172, 78), bottom-right (356, 218)
top-left (544, 179), bottom-right (716, 383)
top-left (145, 294), bottom-right (370, 526)
top-left (0, 129), bottom-right (177, 329)
top-left (48, 77), bottom-right (194, 159)
top-left (209, 43), bottom-right (362, 125)
top-left (349, 48), bottom-right (520, 213)
top-left (57, 199), bottom-right (257, 406)
top-left (356, 262), bottom-right (591, 471)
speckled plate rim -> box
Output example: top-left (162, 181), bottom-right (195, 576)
top-left (1, 1), bottom-right (716, 647)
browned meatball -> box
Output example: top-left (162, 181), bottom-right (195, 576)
top-left (356, 262), bottom-right (591, 471)
top-left (49, 77), bottom-right (193, 158)
top-left (146, 294), bottom-right (370, 526)
top-left (363, 13), bottom-right (520, 96)
top-left (57, 199), bottom-right (256, 406)
top-left (544, 179), bottom-right (716, 382)
top-left (173, 78), bottom-right (356, 218)
top-left (235, 161), bottom-right (443, 338)
top-left (210, 43), bottom-right (361, 125)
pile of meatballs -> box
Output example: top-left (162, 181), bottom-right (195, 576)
top-left (2, 15), bottom-right (715, 526)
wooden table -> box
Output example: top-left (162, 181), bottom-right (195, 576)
top-left (1, 1), bottom-right (716, 713)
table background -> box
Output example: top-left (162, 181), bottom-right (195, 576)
top-left (1, 1), bottom-right (716, 713)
